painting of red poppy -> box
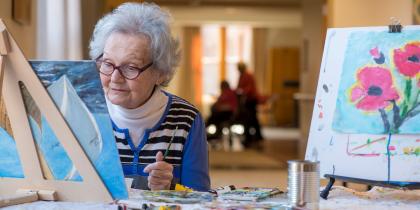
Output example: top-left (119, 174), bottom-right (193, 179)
top-left (306, 26), bottom-right (420, 185)
top-left (333, 31), bottom-right (420, 134)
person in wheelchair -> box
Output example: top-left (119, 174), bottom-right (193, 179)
top-left (206, 80), bottom-right (238, 140)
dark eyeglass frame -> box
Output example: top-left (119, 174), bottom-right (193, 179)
top-left (95, 54), bottom-right (154, 80)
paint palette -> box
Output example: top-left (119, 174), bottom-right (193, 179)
top-left (217, 187), bottom-right (283, 202)
top-left (135, 190), bottom-right (214, 204)
top-left (204, 202), bottom-right (291, 210)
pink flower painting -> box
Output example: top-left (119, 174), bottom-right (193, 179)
top-left (394, 42), bottom-right (420, 78)
top-left (350, 67), bottom-right (399, 111)
top-left (347, 43), bottom-right (420, 134)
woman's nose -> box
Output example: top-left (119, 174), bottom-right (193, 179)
top-left (110, 68), bottom-right (125, 82)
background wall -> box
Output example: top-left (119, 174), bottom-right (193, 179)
top-left (263, 27), bottom-right (301, 95)
top-left (0, 0), bottom-right (37, 58)
top-left (163, 6), bottom-right (301, 28)
top-left (328, 0), bottom-right (413, 27)
top-left (298, 0), bottom-right (325, 158)
top-left (81, 0), bottom-right (104, 59)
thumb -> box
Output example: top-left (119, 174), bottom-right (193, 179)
top-left (156, 151), bottom-right (164, 162)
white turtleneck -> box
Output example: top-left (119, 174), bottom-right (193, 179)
top-left (106, 87), bottom-right (169, 147)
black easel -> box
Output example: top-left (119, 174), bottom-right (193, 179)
top-left (320, 174), bottom-right (420, 199)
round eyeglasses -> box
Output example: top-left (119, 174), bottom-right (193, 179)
top-left (95, 54), bottom-right (153, 80)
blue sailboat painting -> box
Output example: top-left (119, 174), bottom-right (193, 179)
top-left (26, 60), bottom-right (127, 199)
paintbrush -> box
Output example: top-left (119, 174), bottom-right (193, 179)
top-left (163, 126), bottom-right (178, 161)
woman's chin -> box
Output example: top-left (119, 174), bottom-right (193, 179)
top-left (107, 95), bottom-right (128, 107)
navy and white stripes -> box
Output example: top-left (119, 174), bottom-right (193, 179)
top-left (113, 95), bottom-right (198, 166)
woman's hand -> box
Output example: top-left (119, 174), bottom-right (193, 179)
top-left (143, 151), bottom-right (173, 190)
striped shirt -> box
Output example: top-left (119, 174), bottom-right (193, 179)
top-left (111, 91), bottom-right (210, 191)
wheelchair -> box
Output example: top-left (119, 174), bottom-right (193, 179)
top-left (206, 94), bottom-right (263, 151)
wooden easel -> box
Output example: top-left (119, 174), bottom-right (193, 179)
top-left (0, 19), bottom-right (112, 206)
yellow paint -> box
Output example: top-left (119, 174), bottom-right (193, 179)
top-left (174, 183), bottom-right (193, 192)
top-left (403, 147), bottom-right (420, 156)
top-left (403, 147), bottom-right (413, 155)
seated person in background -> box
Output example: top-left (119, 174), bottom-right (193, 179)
top-left (207, 81), bottom-right (238, 139)
top-left (90, 2), bottom-right (210, 191)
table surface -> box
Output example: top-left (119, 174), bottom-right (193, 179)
top-left (3, 186), bottom-right (420, 210)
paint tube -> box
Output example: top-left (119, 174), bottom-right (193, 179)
top-left (209, 185), bottom-right (236, 195)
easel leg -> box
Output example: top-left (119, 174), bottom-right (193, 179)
top-left (320, 177), bottom-right (335, 200)
top-left (0, 27), bottom-right (10, 95)
top-left (0, 56), bottom-right (5, 99)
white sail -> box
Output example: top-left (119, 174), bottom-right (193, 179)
top-left (47, 75), bottom-right (103, 180)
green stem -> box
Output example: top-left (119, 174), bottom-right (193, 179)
top-left (400, 79), bottom-right (413, 119)
top-left (379, 109), bottom-right (390, 133)
top-left (399, 90), bottom-right (420, 126)
top-left (390, 100), bottom-right (400, 133)
top-left (406, 79), bottom-right (412, 100)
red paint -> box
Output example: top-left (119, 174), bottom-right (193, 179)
top-left (370, 47), bottom-right (380, 58)
top-left (388, 145), bottom-right (396, 151)
top-left (319, 112), bottom-right (323, 118)
top-left (350, 136), bottom-right (386, 152)
top-left (346, 136), bottom-right (381, 157)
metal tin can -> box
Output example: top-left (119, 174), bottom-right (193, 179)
top-left (287, 160), bottom-right (320, 210)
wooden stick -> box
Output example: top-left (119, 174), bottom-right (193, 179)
top-left (0, 27), bottom-right (8, 107)
top-left (0, 191), bottom-right (38, 207)
top-left (0, 55), bottom-right (4, 93)
top-left (0, 29), bottom-right (10, 55)
top-left (37, 190), bottom-right (58, 201)
top-left (16, 189), bottom-right (57, 201)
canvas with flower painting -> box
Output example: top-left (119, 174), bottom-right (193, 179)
top-left (333, 31), bottom-right (419, 134)
top-left (306, 26), bottom-right (420, 185)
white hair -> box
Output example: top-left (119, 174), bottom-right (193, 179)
top-left (89, 2), bottom-right (180, 86)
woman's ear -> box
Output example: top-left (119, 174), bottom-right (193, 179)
top-left (156, 72), bottom-right (165, 85)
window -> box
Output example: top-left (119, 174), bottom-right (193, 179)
top-left (201, 25), bottom-right (252, 117)
top-left (226, 25), bottom-right (252, 89)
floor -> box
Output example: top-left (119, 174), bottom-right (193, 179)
top-left (208, 127), bottom-right (368, 191)
top-left (208, 128), bottom-right (299, 190)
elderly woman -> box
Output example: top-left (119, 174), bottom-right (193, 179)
top-left (89, 3), bottom-right (210, 191)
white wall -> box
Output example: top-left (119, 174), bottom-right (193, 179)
top-left (164, 6), bottom-right (302, 28)
top-left (267, 27), bottom-right (301, 48)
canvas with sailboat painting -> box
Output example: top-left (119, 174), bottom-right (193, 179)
top-left (0, 60), bottom-right (127, 199)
